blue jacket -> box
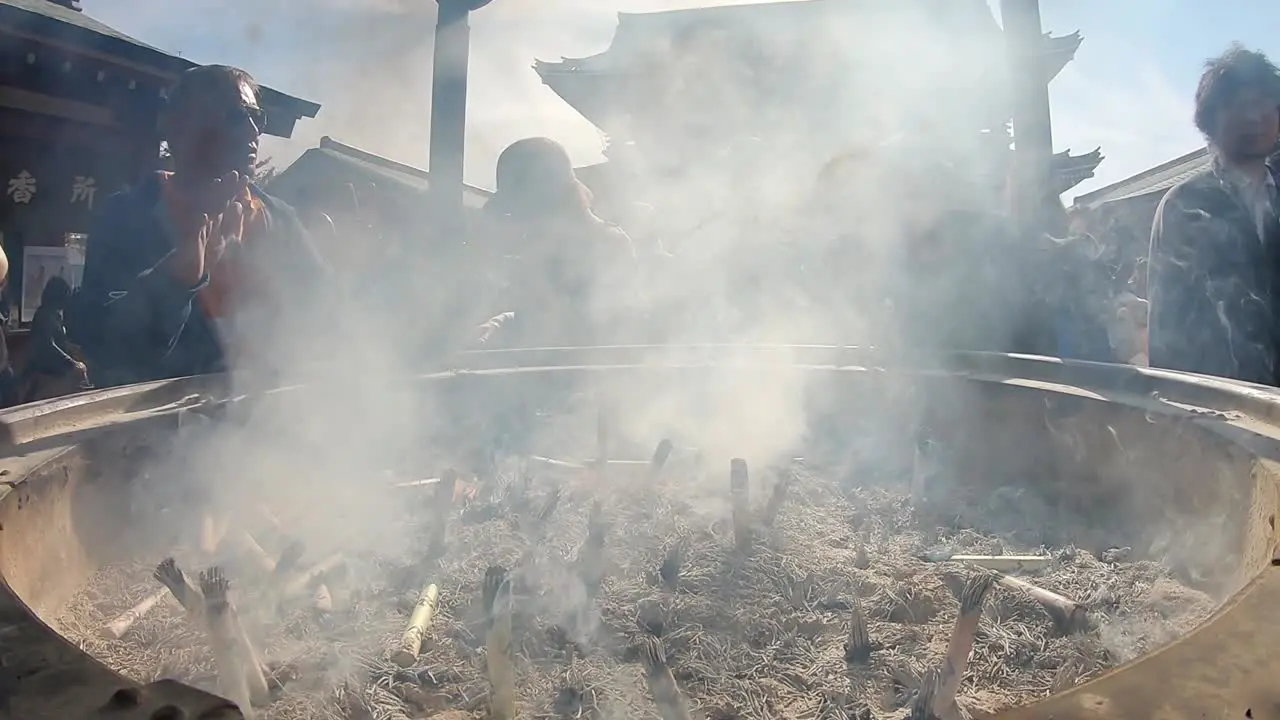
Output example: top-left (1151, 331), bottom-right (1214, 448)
top-left (74, 173), bottom-right (329, 387)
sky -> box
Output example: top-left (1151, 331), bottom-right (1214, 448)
top-left (80, 0), bottom-right (1280, 202)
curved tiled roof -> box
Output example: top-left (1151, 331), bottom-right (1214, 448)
top-left (1072, 147), bottom-right (1210, 208)
top-left (272, 136), bottom-right (492, 211)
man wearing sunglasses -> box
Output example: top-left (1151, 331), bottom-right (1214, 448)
top-left (75, 65), bottom-right (330, 388)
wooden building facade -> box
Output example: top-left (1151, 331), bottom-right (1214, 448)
top-left (0, 0), bottom-right (319, 326)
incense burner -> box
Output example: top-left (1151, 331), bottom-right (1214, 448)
top-left (0, 347), bottom-right (1276, 719)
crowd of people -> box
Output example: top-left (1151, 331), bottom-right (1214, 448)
top-left (0, 42), bottom-right (1272, 405)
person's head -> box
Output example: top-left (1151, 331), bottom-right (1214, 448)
top-left (1195, 45), bottom-right (1280, 162)
top-left (489, 137), bottom-right (591, 220)
top-left (161, 65), bottom-right (265, 181)
top-left (40, 276), bottom-right (71, 310)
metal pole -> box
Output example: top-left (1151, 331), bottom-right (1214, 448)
top-left (428, 0), bottom-right (491, 232)
top-left (1000, 0), bottom-right (1053, 229)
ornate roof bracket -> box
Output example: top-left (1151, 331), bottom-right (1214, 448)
top-left (1051, 146), bottom-right (1104, 194)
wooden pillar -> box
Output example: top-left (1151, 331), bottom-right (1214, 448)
top-left (1001, 0), bottom-right (1054, 230)
top-left (428, 0), bottom-right (492, 233)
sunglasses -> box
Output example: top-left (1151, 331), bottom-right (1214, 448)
top-left (192, 103), bottom-right (265, 133)
top-left (225, 104), bottom-right (267, 131)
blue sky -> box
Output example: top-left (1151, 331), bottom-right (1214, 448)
top-left (82, 0), bottom-right (1276, 200)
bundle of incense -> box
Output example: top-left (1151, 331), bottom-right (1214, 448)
top-left (200, 568), bottom-right (269, 711)
top-left (483, 567), bottom-right (516, 720)
top-left (536, 485), bottom-right (563, 524)
top-left (639, 635), bottom-right (693, 720)
top-left (729, 458), bottom-right (751, 553)
top-left (910, 668), bottom-right (943, 720)
top-left (931, 573), bottom-right (995, 720)
top-left (843, 594), bottom-right (873, 663)
top-left (390, 583), bottom-right (440, 668)
top-left (102, 588), bottom-right (169, 640)
top-left (153, 557), bottom-right (203, 616)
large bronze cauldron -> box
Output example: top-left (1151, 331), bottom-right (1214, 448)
top-left (0, 347), bottom-right (1278, 719)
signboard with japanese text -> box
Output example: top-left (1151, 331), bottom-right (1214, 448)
top-left (0, 137), bottom-right (127, 238)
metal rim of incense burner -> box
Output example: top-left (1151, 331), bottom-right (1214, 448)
top-left (0, 347), bottom-right (1277, 719)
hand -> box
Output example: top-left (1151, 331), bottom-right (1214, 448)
top-left (170, 172), bottom-right (249, 285)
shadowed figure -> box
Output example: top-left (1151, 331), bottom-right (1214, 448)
top-left (22, 276), bottom-right (88, 402)
top-left (478, 137), bottom-right (641, 349)
top-left (1148, 45), bottom-right (1280, 385)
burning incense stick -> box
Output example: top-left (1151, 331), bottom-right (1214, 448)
top-left (200, 514), bottom-right (229, 557)
top-left (729, 458), bottom-right (751, 553)
top-left (932, 573), bottom-right (995, 719)
top-left (228, 529), bottom-right (276, 575)
top-left (153, 557), bottom-right (203, 616)
top-left (391, 583), bottom-right (440, 668)
top-left (101, 588), bottom-right (169, 640)
top-left (200, 568), bottom-right (269, 711)
top-left (272, 540), bottom-right (306, 583)
top-left (578, 500), bottom-right (609, 598)
top-left (428, 470), bottom-right (458, 558)
top-left (313, 584), bottom-right (333, 613)
top-left (995, 573), bottom-right (1089, 633)
top-left (530, 456), bottom-right (652, 470)
top-left (760, 464), bottom-right (794, 528)
top-left (952, 555), bottom-right (1051, 573)
top-left (282, 553), bottom-right (346, 600)
top-left (483, 566), bottom-right (516, 720)
top-left (650, 439), bottom-right (674, 478)
top-left (639, 635), bottom-right (693, 720)
top-left (596, 406), bottom-right (611, 469)
top-left (659, 536), bottom-right (688, 589)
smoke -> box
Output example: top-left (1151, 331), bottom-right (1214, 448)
top-left (106, 0), bottom-right (1051, 583)
top-left (73, 1), bottom-right (1239, 708)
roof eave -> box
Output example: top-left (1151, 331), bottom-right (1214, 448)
top-left (0, 2), bottom-right (319, 137)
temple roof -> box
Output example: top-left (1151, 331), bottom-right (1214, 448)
top-left (1051, 147), bottom-right (1105, 194)
top-left (0, 0), bottom-right (319, 138)
top-left (271, 136), bottom-right (492, 211)
top-left (534, 0), bottom-right (1007, 135)
top-left (1071, 147), bottom-right (1209, 207)
top-left (1043, 31), bottom-right (1083, 83)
